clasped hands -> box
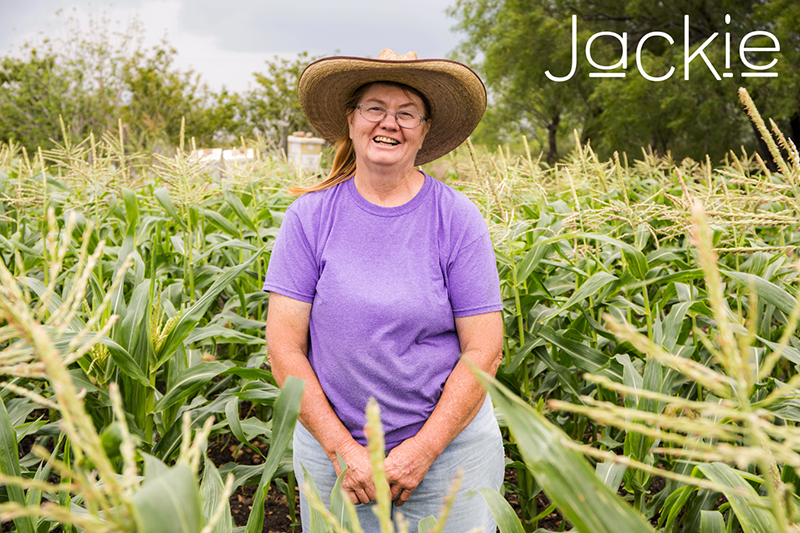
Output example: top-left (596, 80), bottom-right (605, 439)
top-left (334, 436), bottom-right (438, 507)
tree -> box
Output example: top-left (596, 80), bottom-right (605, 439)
top-left (448, 0), bottom-right (799, 163)
top-left (245, 52), bottom-right (322, 152)
top-left (0, 11), bottom-right (247, 152)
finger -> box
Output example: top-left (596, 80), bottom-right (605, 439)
top-left (364, 481), bottom-right (378, 503)
top-left (395, 488), bottom-right (412, 507)
top-left (356, 488), bottom-right (371, 505)
top-left (389, 483), bottom-right (402, 501)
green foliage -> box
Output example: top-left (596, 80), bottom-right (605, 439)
top-left (0, 12), bottom-right (250, 152)
top-left (246, 51), bottom-right (323, 148)
top-left (449, 0), bottom-right (799, 164)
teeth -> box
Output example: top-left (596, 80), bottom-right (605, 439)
top-left (374, 136), bottom-right (399, 145)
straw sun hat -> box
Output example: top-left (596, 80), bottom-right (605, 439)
top-left (297, 48), bottom-right (486, 166)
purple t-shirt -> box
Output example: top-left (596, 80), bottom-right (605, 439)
top-left (263, 172), bottom-right (502, 449)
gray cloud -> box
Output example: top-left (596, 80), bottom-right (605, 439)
top-left (174, 0), bottom-right (461, 59)
top-left (0, 0), bottom-right (466, 92)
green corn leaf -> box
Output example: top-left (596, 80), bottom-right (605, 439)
top-left (153, 361), bottom-right (230, 412)
top-left (329, 465), bottom-right (359, 533)
top-left (154, 186), bottom-right (186, 230)
top-left (200, 457), bottom-right (234, 533)
top-left (20, 276), bottom-right (85, 330)
top-left (699, 510), bottom-right (726, 533)
top-left (185, 325), bottom-right (266, 346)
top-left (581, 233), bottom-right (649, 281)
top-left (130, 463), bottom-right (203, 533)
top-left (218, 461), bottom-right (294, 490)
top-left (245, 376), bottom-right (305, 533)
top-left (0, 396), bottom-right (37, 533)
top-left (478, 372), bottom-right (656, 533)
top-left (154, 246), bottom-right (265, 369)
top-left (49, 330), bottom-right (152, 389)
top-left (757, 337), bottom-right (800, 366)
top-left (696, 463), bottom-right (778, 533)
top-left (538, 326), bottom-right (623, 381)
top-left (721, 270), bottom-right (797, 316)
top-left (558, 271), bottom-right (618, 315)
top-left (478, 488), bottom-right (525, 533)
top-left (27, 436), bottom-right (59, 511)
top-left (595, 461), bottom-right (627, 491)
top-left (225, 397), bottom-right (264, 458)
top-left (141, 452), bottom-right (170, 481)
top-left (614, 353), bottom-right (643, 410)
top-left (516, 236), bottom-right (550, 285)
top-left (418, 516), bottom-right (439, 533)
top-left (300, 464), bottom-right (334, 533)
top-left (682, 489), bottom-right (723, 533)
top-left (224, 189), bottom-right (258, 234)
top-left (535, 346), bottom-right (586, 405)
top-left (122, 187), bottom-right (140, 229)
top-left (204, 208), bottom-right (241, 238)
top-left (662, 301), bottom-right (692, 353)
top-left (118, 279), bottom-right (152, 359)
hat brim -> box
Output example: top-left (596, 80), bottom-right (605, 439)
top-left (298, 56), bottom-right (486, 166)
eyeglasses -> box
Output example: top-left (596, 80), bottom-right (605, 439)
top-left (356, 104), bottom-right (427, 129)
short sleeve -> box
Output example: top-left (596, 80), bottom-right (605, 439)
top-left (447, 231), bottom-right (503, 318)
top-left (262, 208), bottom-right (318, 302)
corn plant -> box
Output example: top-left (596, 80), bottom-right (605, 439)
top-left (0, 218), bottom-right (237, 533)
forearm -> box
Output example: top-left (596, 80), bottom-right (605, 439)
top-left (270, 349), bottom-right (361, 462)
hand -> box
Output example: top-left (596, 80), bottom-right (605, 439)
top-left (334, 440), bottom-right (376, 505)
top-left (384, 436), bottom-right (439, 506)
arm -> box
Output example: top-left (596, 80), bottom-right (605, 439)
top-left (266, 292), bottom-right (377, 504)
top-left (383, 310), bottom-right (504, 505)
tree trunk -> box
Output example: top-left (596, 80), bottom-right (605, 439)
top-left (547, 113), bottom-right (560, 166)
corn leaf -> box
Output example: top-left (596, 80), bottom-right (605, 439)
top-left (141, 452), bottom-right (169, 481)
top-left (153, 361), bottom-right (230, 412)
top-left (329, 466), bottom-right (359, 533)
top-left (48, 329), bottom-right (152, 389)
top-left (224, 189), bottom-right (258, 234)
top-left (700, 510), bottom-right (726, 533)
top-left (696, 463), bottom-right (778, 533)
top-left (538, 326), bottom-right (623, 381)
top-left (418, 516), bottom-right (439, 533)
top-left (130, 463), bottom-right (203, 533)
top-left (154, 246), bottom-right (265, 369)
top-left (721, 270), bottom-right (797, 316)
top-left (478, 487), bottom-right (525, 533)
top-left (204, 208), bottom-right (240, 238)
top-left (595, 461), bottom-right (627, 491)
top-left (559, 271), bottom-right (618, 315)
top-left (154, 186), bottom-right (186, 230)
top-left (225, 397), bottom-right (264, 458)
top-left (479, 373), bottom-right (656, 533)
top-left (0, 396), bottom-right (36, 533)
top-left (200, 457), bottom-right (234, 533)
top-left (245, 376), bottom-right (304, 533)
top-left (580, 233), bottom-right (649, 281)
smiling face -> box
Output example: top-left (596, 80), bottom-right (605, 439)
top-left (347, 83), bottom-right (430, 173)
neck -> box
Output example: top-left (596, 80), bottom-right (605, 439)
top-left (353, 165), bottom-right (424, 207)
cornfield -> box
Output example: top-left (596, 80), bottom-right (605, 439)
top-left (1, 88), bottom-right (800, 533)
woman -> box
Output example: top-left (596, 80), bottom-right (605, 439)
top-left (264, 48), bottom-right (505, 532)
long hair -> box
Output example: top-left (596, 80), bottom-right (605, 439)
top-left (289, 81), bottom-right (430, 196)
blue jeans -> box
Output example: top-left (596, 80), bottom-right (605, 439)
top-left (293, 396), bottom-right (505, 533)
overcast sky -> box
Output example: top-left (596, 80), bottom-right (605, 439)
top-left (0, 0), bottom-right (465, 93)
